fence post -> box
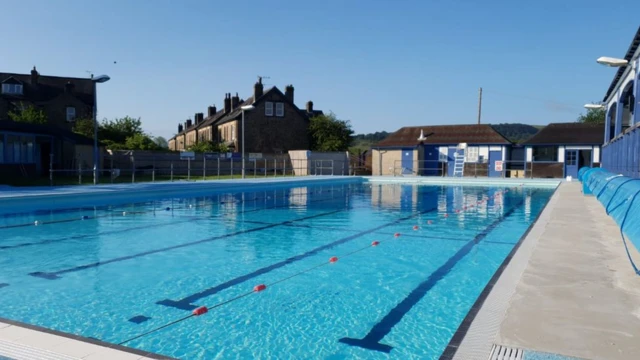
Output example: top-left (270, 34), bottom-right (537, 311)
top-left (254, 159), bottom-right (257, 177)
top-left (282, 159), bottom-right (285, 177)
top-left (152, 167), bottom-right (155, 182)
top-left (264, 159), bottom-right (267, 178)
top-left (203, 156), bottom-right (206, 181)
top-left (131, 157), bottom-right (135, 183)
top-left (231, 158), bottom-right (234, 179)
top-left (217, 158), bottom-right (220, 179)
top-left (273, 159), bottom-right (277, 177)
top-left (110, 155), bottom-right (114, 183)
top-left (49, 153), bottom-right (53, 186)
top-left (187, 158), bottom-right (191, 181)
top-left (78, 162), bottom-right (82, 185)
top-left (170, 162), bottom-right (174, 182)
top-left (331, 160), bottom-right (334, 176)
top-left (530, 162), bottom-right (534, 179)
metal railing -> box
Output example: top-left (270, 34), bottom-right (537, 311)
top-left (388, 159), bottom-right (558, 179)
top-left (42, 156), bottom-right (355, 186)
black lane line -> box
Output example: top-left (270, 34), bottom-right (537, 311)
top-left (28, 210), bottom-right (344, 280)
top-left (154, 204), bottom-right (441, 311)
top-left (1, 193), bottom-right (343, 251)
top-left (338, 193), bottom-right (530, 353)
top-left (0, 283), bottom-right (8, 289)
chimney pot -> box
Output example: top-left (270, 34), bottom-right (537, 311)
top-left (285, 85), bottom-right (294, 104)
top-left (195, 112), bottom-right (204, 124)
top-left (231, 93), bottom-right (239, 110)
top-left (306, 101), bottom-right (314, 113)
top-left (186, 119), bottom-right (193, 128)
top-left (208, 105), bottom-right (217, 117)
top-left (31, 66), bottom-right (39, 85)
top-left (224, 93), bottom-right (231, 113)
top-left (178, 124), bottom-right (184, 133)
top-left (254, 78), bottom-right (264, 100)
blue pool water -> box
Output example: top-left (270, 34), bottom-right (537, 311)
top-left (0, 181), bottom-right (555, 359)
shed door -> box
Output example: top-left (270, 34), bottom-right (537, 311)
top-left (488, 150), bottom-right (502, 177)
top-left (565, 150), bottom-right (578, 178)
top-left (423, 145), bottom-right (439, 176)
top-left (401, 149), bottom-right (413, 175)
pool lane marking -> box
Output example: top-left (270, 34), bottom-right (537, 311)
top-left (153, 202), bottom-right (442, 311)
top-left (120, 236), bottom-right (387, 345)
top-left (28, 209), bottom-right (346, 280)
top-left (0, 283), bottom-right (8, 289)
top-left (1, 192), bottom-right (344, 251)
top-left (338, 190), bottom-right (533, 353)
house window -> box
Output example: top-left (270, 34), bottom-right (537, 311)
top-left (265, 102), bottom-right (274, 116)
top-left (276, 102), bottom-right (284, 117)
top-left (465, 146), bottom-right (479, 162)
top-left (66, 107), bottom-right (76, 122)
top-left (532, 146), bottom-right (558, 162)
top-left (1, 83), bottom-right (23, 95)
top-left (231, 125), bottom-right (235, 141)
top-left (566, 151), bottom-right (577, 165)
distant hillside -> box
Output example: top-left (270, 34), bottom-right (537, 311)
top-left (491, 123), bottom-right (540, 144)
top-left (351, 131), bottom-right (390, 151)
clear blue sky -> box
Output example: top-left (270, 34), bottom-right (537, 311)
top-left (2, 0), bottom-right (638, 138)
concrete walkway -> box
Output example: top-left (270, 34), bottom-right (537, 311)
top-left (453, 182), bottom-right (640, 360)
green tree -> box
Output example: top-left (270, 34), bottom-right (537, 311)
top-left (72, 118), bottom-right (95, 138)
top-left (8, 103), bottom-right (47, 124)
top-left (187, 141), bottom-right (228, 153)
top-left (309, 112), bottom-right (354, 151)
top-left (153, 136), bottom-right (169, 149)
top-left (577, 107), bottom-right (606, 124)
top-left (125, 133), bottom-right (162, 150)
top-left (100, 116), bottom-right (144, 144)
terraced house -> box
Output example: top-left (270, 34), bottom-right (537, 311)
top-left (169, 78), bottom-right (322, 154)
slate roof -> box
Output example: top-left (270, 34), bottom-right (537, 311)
top-left (521, 122), bottom-right (604, 145)
top-left (0, 120), bottom-right (94, 145)
top-left (0, 69), bottom-right (95, 106)
top-left (374, 124), bottom-right (512, 148)
top-left (603, 25), bottom-right (640, 102)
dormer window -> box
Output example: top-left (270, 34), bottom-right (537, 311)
top-left (66, 107), bottom-right (76, 122)
top-left (276, 102), bottom-right (284, 117)
top-left (1, 83), bottom-right (23, 95)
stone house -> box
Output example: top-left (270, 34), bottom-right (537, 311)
top-left (169, 78), bottom-right (322, 154)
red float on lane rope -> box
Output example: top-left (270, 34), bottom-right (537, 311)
top-left (253, 284), bottom-right (267, 292)
top-left (192, 306), bottom-right (208, 316)
top-left (444, 213), bottom-right (449, 218)
top-left (394, 233), bottom-right (401, 238)
top-left (427, 220), bottom-right (433, 225)
top-left (371, 241), bottom-right (380, 246)
top-left (413, 225), bottom-right (419, 231)
top-left (329, 256), bottom-right (338, 263)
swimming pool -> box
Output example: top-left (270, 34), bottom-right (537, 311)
top-left (0, 180), bottom-right (555, 359)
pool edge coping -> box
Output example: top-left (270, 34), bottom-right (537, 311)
top-left (439, 181), bottom-right (561, 360)
top-left (0, 317), bottom-right (177, 359)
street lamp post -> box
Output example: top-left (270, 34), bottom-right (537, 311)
top-left (240, 105), bottom-right (255, 179)
top-left (91, 74), bottom-right (110, 185)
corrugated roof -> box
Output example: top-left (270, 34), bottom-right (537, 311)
top-left (603, 26), bottom-right (640, 102)
top-left (374, 124), bottom-right (511, 148)
top-left (521, 122), bottom-right (604, 145)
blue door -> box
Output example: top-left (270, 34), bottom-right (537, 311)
top-left (401, 149), bottom-right (413, 175)
top-left (565, 150), bottom-right (578, 178)
top-left (424, 146), bottom-right (440, 176)
top-left (488, 149), bottom-right (502, 177)
top-left (447, 148), bottom-right (457, 177)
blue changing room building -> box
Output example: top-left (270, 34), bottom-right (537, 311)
top-left (599, 26), bottom-right (640, 177)
top-left (371, 124), bottom-right (511, 177)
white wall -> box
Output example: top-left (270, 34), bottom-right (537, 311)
top-left (593, 146), bottom-right (600, 163)
top-left (526, 147), bottom-right (532, 162)
top-left (557, 146), bottom-right (565, 163)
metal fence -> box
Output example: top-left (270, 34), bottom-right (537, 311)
top-left (390, 160), bottom-right (541, 179)
top-left (46, 154), bottom-right (355, 186)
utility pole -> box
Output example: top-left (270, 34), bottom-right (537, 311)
top-left (477, 87), bottom-right (483, 125)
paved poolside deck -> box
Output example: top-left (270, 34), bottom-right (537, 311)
top-left (452, 182), bottom-right (640, 360)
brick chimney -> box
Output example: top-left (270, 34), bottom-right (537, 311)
top-left (178, 124), bottom-right (183, 133)
top-left (64, 81), bottom-right (74, 93)
top-left (208, 105), bottom-right (217, 117)
top-left (285, 85), bottom-right (294, 103)
top-left (195, 113), bottom-right (204, 124)
top-left (231, 92), bottom-right (239, 110)
top-left (186, 119), bottom-right (192, 128)
top-left (224, 93), bottom-right (231, 113)
top-left (254, 77), bottom-right (264, 100)
top-left (30, 66), bottom-right (39, 85)
top-left (306, 101), bottom-right (313, 113)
